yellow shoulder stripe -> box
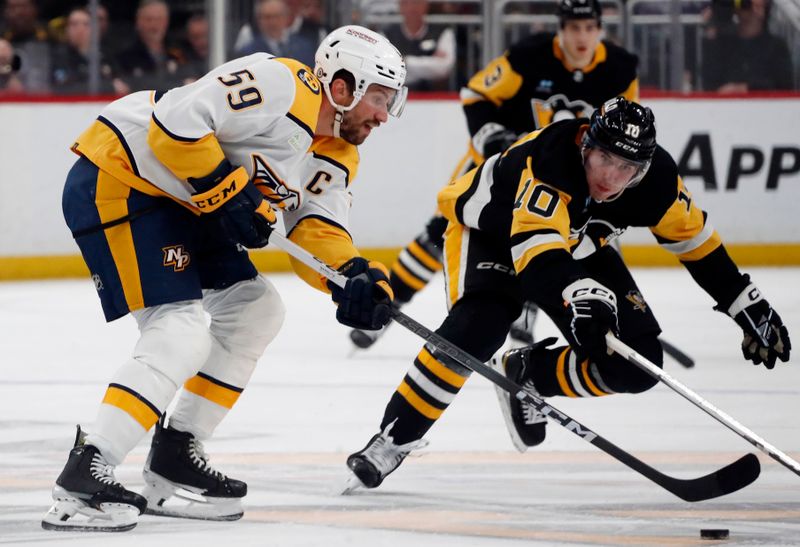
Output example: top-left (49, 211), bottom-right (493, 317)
top-left (287, 216), bottom-right (356, 293)
top-left (273, 57), bottom-right (322, 137)
top-left (147, 115), bottom-right (225, 180)
top-left (465, 54), bottom-right (523, 107)
top-left (309, 136), bottom-right (360, 184)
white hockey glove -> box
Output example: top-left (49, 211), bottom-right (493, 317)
top-left (722, 281), bottom-right (791, 369)
top-left (472, 122), bottom-right (519, 159)
top-left (562, 278), bottom-right (619, 360)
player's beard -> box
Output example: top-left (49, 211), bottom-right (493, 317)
top-left (338, 111), bottom-right (370, 145)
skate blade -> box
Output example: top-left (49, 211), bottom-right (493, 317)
top-left (488, 355), bottom-right (529, 454)
top-left (142, 470), bottom-right (243, 521)
top-left (41, 490), bottom-right (139, 532)
top-left (339, 472), bottom-right (365, 496)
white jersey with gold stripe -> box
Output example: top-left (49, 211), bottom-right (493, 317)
top-left (73, 53), bottom-right (323, 213)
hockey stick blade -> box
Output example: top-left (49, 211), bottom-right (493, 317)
top-left (589, 429), bottom-right (760, 502)
top-left (660, 338), bottom-right (695, 368)
top-left (268, 231), bottom-right (761, 502)
top-left (608, 334), bottom-right (800, 478)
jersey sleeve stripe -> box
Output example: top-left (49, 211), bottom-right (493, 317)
top-left (97, 116), bottom-right (140, 177)
top-left (150, 113), bottom-right (199, 142)
top-left (460, 154), bottom-right (499, 227)
top-left (148, 115), bottom-right (225, 181)
top-left (312, 151), bottom-right (351, 185)
top-left (658, 221), bottom-right (715, 255)
top-left (286, 111), bottom-right (314, 139)
top-left (285, 213), bottom-right (351, 240)
top-left (510, 233), bottom-right (565, 263)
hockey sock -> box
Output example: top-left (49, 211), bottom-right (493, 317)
top-left (390, 241), bottom-right (443, 303)
top-left (379, 346), bottom-right (469, 444)
top-left (533, 345), bottom-right (614, 398)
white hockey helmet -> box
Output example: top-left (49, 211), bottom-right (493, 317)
top-left (314, 25), bottom-right (408, 119)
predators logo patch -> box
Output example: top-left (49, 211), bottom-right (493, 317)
top-left (251, 154), bottom-right (301, 210)
top-left (163, 245), bottom-right (191, 272)
top-left (625, 290), bottom-right (648, 313)
top-left (297, 68), bottom-right (320, 94)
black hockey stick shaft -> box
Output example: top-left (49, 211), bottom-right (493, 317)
top-left (660, 338), bottom-right (695, 368)
top-left (607, 334), bottom-right (800, 477)
top-left (391, 309), bottom-right (758, 502)
top-left (269, 232), bottom-right (760, 502)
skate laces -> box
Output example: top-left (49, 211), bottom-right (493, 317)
top-left (520, 380), bottom-right (547, 425)
top-left (506, 351), bottom-right (546, 426)
top-left (89, 452), bottom-right (120, 486)
top-left (360, 421), bottom-right (429, 475)
top-left (187, 438), bottom-right (225, 480)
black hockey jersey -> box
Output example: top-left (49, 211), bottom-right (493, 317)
top-left (438, 119), bottom-right (748, 311)
top-left (460, 33), bottom-right (638, 165)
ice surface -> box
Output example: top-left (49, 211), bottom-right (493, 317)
top-left (1, 268), bottom-right (798, 545)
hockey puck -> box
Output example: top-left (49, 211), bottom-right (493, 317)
top-left (700, 529), bottom-right (729, 540)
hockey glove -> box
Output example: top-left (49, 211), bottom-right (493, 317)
top-left (562, 278), bottom-right (619, 360)
top-left (188, 159), bottom-right (276, 249)
top-left (482, 128), bottom-right (519, 158)
top-left (328, 257), bottom-right (394, 331)
top-left (720, 280), bottom-right (791, 369)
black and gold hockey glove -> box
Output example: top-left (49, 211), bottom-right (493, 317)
top-left (188, 159), bottom-right (276, 249)
top-left (720, 279), bottom-right (791, 369)
top-left (328, 257), bottom-right (394, 331)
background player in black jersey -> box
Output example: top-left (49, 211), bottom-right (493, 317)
top-left (342, 97), bottom-right (791, 491)
top-left (350, 0), bottom-right (638, 349)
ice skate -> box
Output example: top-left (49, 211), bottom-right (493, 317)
top-left (342, 421), bottom-right (428, 494)
top-left (141, 420), bottom-right (246, 521)
top-left (490, 339), bottom-right (557, 452)
top-left (42, 426), bottom-right (146, 532)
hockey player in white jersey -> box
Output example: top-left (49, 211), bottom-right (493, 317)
top-left (43, 25), bottom-right (407, 532)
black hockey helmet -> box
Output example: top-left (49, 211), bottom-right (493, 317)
top-left (558, 0), bottom-right (602, 27)
top-left (584, 96), bottom-right (656, 164)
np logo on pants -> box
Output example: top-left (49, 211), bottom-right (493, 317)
top-left (163, 245), bottom-right (191, 272)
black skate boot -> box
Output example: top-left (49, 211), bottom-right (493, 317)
top-left (508, 301), bottom-right (539, 346)
top-left (343, 421), bottom-right (428, 493)
top-left (490, 338), bottom-right (559, 452)
top-left (42, 426), bottom-right (147, 532)
top-left (141, 419), bottom-right (246, 521)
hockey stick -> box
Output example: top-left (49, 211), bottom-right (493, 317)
top-left (660, 338), bottom-right (695, 368)
top-left (269, 231), bottom-right (760, 502)
top-left (606, 334), bottom-right (800, 477)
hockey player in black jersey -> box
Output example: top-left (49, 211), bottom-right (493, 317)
top-left (344, 97), bottom-right (791, 491)
top-left (350, 0), bottom-right (639, 349)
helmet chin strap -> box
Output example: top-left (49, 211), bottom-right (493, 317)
top-left (332, 108), bottom-right (344, 139)
top-left (322, 81), bottom-right (361, 139)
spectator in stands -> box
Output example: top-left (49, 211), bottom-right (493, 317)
top-left (0, 37), bottom-right (24, 94)
top-left (286, 0), bottom-right (326, 45)
top-left (1, 0), bottom-right (51, 93)
top-left (302, 0), bottom-right (326, 27)
top-left (237, 0), bottom-right (318, 67)
top-left (701, 0), bottom-right (793, 92)
top-left (178, 12), bottom-right (209, 83)
top-left (383, 0), bottom-right (455, 91)
top-left (114, 0), bottom-right (186, 92)
top-left (50, 7), bottom-right (122, 95)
